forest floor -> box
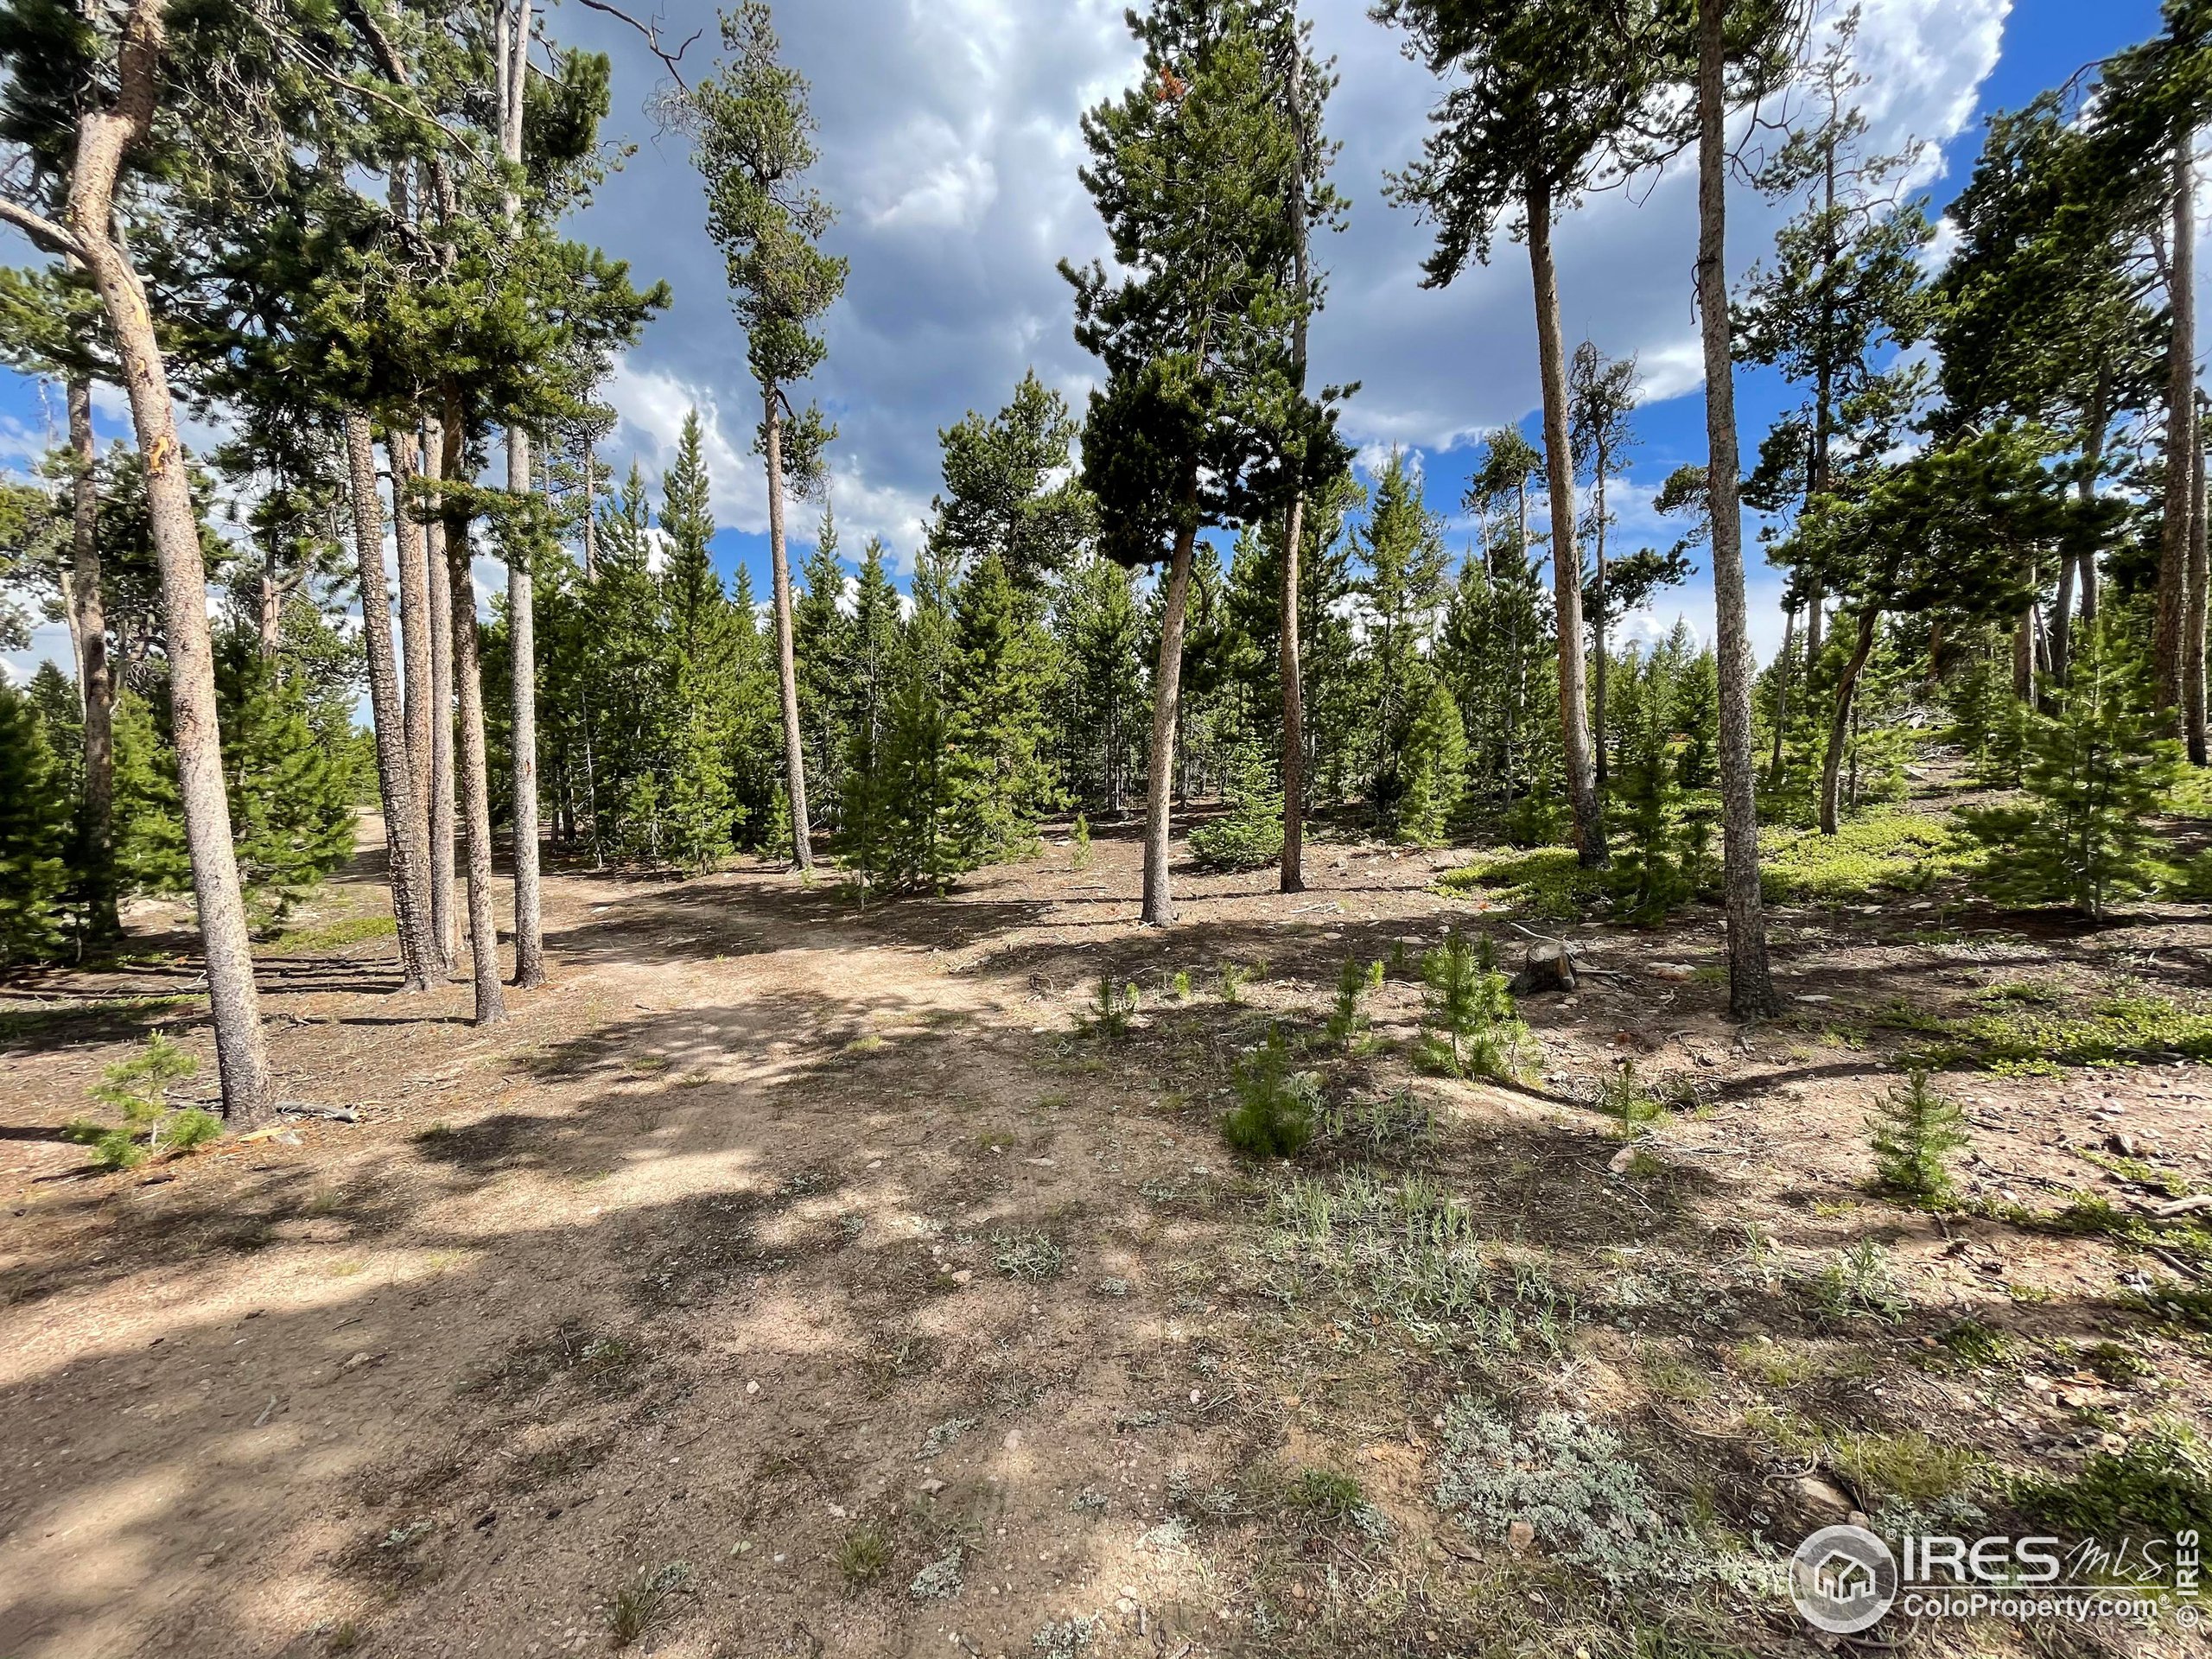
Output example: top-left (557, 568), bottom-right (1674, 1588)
top-left (3, 792), bottom-right (2210, 1659)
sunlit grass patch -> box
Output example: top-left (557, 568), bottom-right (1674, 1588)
top-left (1436, 845), bottom-right (1601, 920)
top-left (1759, 811), bottom-right (1975, 905)
top-left (263, 914), bottom-right (397, 955)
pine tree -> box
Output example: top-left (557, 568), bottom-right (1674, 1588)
top-left (945, 553), bottom-right (1058, 867)
top-left (1189, 713), bottom-right (1283, 871)
top-left (1358, 450), bottom-right (1450, 834)
top-left (1051, 552), bottom-right (1146, 816)
top-left (1866, 1071), bottom-right (1969, 1206)
top-left (213, 631), bottom-right (359, 925)
top-left (794, 507), bottom-right (853, 829)
top-left (1417, 929), bottom-right (1531, 1083)
top-left (1961, 620), bottom-right (2182, 920)
top-left (1397, 674), bottom-right (1468, 847)
top-left (0, 681), bottom-right (73, 965)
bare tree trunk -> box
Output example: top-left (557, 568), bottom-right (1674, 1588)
top-left (762, 385), bottom-right (814, 873)
top-left (343, 410), bottom-right (436, 991)
top-left (388, 425), bottom-right (435, 852)
top-left (506, 428), bottom-right (545, 987)
top-left (1280, 488), bottom-right (1306, 893)
top-left (2051, 555), bottom-right (2077, 687)
top-left (580, 441), bottom-right (598, 580)
top-left (1819, 608), bottom-right (1880, 837)
top-left (1525, 175), bottom-right (1605, 867)
top-left (423, 413), bottom-right (458, 974)
top-left (442, 402), bottom-right (506, 1025)
top-left (1142, 470), bottom-right (1200, 926)
top-left (1767, 603), bottom-right (1794, 789)
top-left (2012, 604), bottom-right (2034, 703)
top-left (1696, 0), bottom-right (1777, 1017)
top-left (35, 0), bottom-right (272, 1118)
top-left (67, 372), bottom-right (118, 938)
top-left (497, 0), bottom-right (544, 988)
top-left (1592, 467), bottom-right (1610, 790)
top-left (2156, 132), bottom-right (2196, 721)
top-left (2076, 372), bottom-right (2108, 632)
top-left (2189, 430), bottom-right (2209, 765)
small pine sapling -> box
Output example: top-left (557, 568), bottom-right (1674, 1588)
top-left (1221, 1027), bottom-right (1318, 1158)
top-left (1171, 969), bottom-right (1192, 1000)
top-left (1325, 957), bottom-right (1384, 1052)
top-left (63, 1033), bottom-right (215, 1170)
top-left (1417, 931), bottom-right (1532, 1082)
top-left (1866, 1071), bottom-right (1969, 1205)
top-left (1070, 812), bottom-right (1092, 870)
top-left (1217, 962), bottom-right (1246, 1004)
top-left (1599, 1059), bottom-right (1661, 1138)
top-left (1085, 974), bottom-right (1138, 1042)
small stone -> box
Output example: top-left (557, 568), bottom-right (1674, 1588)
top-left (746, 1379), bottom-right (760, 1395)
top-left (1506, 1519), bottom-right (1535, 1553)
top-left (919, 1478), bottom-right (945, 1495)
top-left (1793, 1475), bottom-right (1854, 1525)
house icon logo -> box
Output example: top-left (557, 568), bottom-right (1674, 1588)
top-left (1790, 1524), bottom-right (1898, 1634)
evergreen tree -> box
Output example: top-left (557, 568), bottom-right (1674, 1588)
top-left (1051, 552), bottom-right (1147, 816)
top-left (0, 681), bottom-right (73, 965)
top-left (1358, 450), bottom-right (1450, 833)
top-left (945, 552), bottom-right (1059, 866)
top-left (1961, 620), bottom-right (2182, 920)
top-left (1397, 673), bottom-right (1468, 846)
top-left (794, 506), bottom-right (853, 828)
top-left (659, 413), bottom-right (742, 874)
top-left (213, 631), bottom-right (359, 925)
top-left (1189, 713), bottom-right (1284, 870)
top-left (111, 690), bottom-right (189, 899)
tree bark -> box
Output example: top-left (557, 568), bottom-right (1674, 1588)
top-left (1142, 469), bottom-right (1200, 926)
top-left (1592, 463), bottom-right (1610, 789)
top-left (423, 412), bottom-right (458, 974)
top-left (1525, 175), bottom-right (1605, 867)
top-left (442, 401), bottom-right (506, 1025)
top-left (388, 424), bottom-right (435, 853)
top-left (1696, 0), bottom-right (1777, 1017)
top-left (763, 385), bottom-right (814, 872)
top-left (67, 372), bottom-right (118, 938)
top-left (1280, 488), bottom-right (1306, 893)
top-left (2189, 429), bottom-right (2209, 766)
top-left (506, 428), bottom-right (545, 986)
top-left (498, 0), bottom-right (545, 988)
top-left (54, 0), bottom-right (271, 1118)
top-left (2156, 132), bottom-right (2196, 720)
top-left (1819, 608), bottom-right (1880, 837)
top-left (343, 410), bottom-right (436, 991)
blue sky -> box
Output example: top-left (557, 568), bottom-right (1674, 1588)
top-left (0, 0), bottom-right (2179, 685)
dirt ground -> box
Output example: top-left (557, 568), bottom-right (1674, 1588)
top-left (3, 809), bottom-right (2209, 1659)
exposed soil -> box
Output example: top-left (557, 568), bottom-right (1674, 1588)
top-left (2, 809), bottom-right (2208, 1659)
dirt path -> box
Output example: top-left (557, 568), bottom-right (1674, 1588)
top-left (3, 820), bottom-right (2208, 1658)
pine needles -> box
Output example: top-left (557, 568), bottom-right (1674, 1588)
top-left (1222, 1027), bottom-right (1318, 1159)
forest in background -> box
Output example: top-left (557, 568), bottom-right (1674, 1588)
top-left (0, 0), bottom-right (2207, 1129)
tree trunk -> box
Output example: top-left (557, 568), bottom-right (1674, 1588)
top-left (498, 0), bottom-right (544, 988)
top-left (1524, 175), bottom-right (1605, 867)
top-left (67, 372), bottom-right (118, 938)
top-left (52, 0), bottom-right (271, 1118)
top-left (442, 402), bottom-right (505, 1025)
top-left (1696, 0), bottom-right (1777, 1017)
top-left (2156, 131), bottom-right (2196, 720)
top-left (2076, 370), bottom-right (2108, 632)
top-left (1767, 604), bottom-right (1794, 789)
top-left (581, 441), bottom-right (598, 580)
top-left (762, 385), bottom-right (814, 872)
top-left (1592, 467), bottom-right (1610, 790)
top-left (388, 425), bottom-right (435, 853)
top-left (1280, 487), bottom-right (1306, 893)
top-left (2012, 604), bottom-right (2034, 703)
top-left (2189, 430), bottom-right (2209, 765)
top-left (1142, 469), bottom-right (1200, 926)
top-left (506, 428), bottom-right (545, 987)
top-left (1819, 608), bottom-right (1880, 837)
top-left (343, 410), bottom-right (436, 991)
top-left (423, 413), bottom-right (458, 974)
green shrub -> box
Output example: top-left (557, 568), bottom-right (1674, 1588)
top-left (1416, 930), bottom-right (1531, 1082)
top-left (1070, 813), bottom-right (1091, 870)
top-left (1599, 1060), bottom-right (1661, 1137)
top-left (1189, 724), bottom-right (1283, 871)
top-left (1222, 1027), bottom-right (1318, 1158)
top-left (2011, 1426), bottom-right (2212, 1541)
top-left (1866, 1071), bottom-right (1968, 1205)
